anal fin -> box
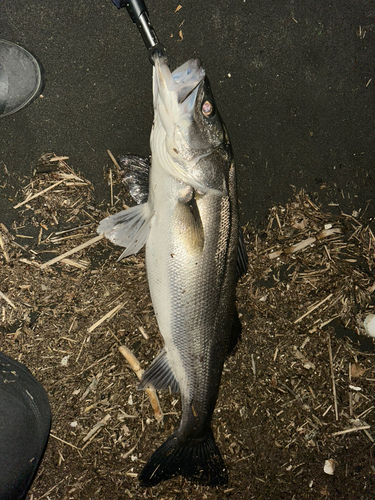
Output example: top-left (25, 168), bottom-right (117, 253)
top-left (139, 349), bottom-right (179, 393)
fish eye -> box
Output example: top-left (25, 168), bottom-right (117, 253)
top-left (202, 100), bottom-right (214, 117)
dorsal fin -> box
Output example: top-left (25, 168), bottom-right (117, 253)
top-left (118, 155), bottom-right (150, 205)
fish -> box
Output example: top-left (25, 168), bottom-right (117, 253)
top-left (97, 53), bottom-right (247, 487)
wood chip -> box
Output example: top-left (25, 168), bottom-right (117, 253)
top-left (331, 425), bottom-right (370, 436)
top-left (87, 303), bottom-right (125, 333)
top-left (119, 345), bottom-right (163, 422)
top-left (82, 414), bottom-right (111, 447)
top-left (294, 293), bottom-right (333, 324)
top-left (13, 179), bottom-right (66, 209)
top-left (60, 258), bottom-right (89, 269)
top-left (327, 332), bottom-right (339, 421)
top-left (40, 234), bottom-right (104, 269)
top-left (0, 290), bottom-right (16, 309)
top-left (351, 364), bottom-right (366, 378)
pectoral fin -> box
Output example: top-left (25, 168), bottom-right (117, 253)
top-left (175, 189), bottom-right (204, 252)
top-left (97, 202), bottom-right (154, 260)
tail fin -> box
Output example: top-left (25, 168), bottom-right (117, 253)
top-left (139, 429), bottom-right (228, 487)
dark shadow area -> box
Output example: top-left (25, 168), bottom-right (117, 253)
top-left (0, 0), bottom-right (373, 229)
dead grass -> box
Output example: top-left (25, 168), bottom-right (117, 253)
top-left (0, 155), bottom-right (374, 499)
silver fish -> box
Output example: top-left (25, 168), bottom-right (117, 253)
top-left (98, 54), bottom-right (247, 486)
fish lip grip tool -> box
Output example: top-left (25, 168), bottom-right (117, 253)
top-left (112, 0), bottom-right (166, 64)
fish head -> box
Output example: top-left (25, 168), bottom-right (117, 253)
top-left (151, 55), bottom-right (231, 195)
top-left (190, 74), bottom-right (230, 156)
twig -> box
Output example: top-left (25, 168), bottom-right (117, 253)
top-left (19, 258), bottom-right (41, 268)
top-left (363, 429), bottom-right (374, 442)
top-left (60, 258), bottom-right (89, 269)
top-left (275, 212), bottom-right (283, 235)
top-left (0, 290), bottom-right (16, 309)
top-left (109, 168), bottom-right (114, 206)
top-left (294, 293), bottom-right (333, 324)
top-left (107, 149), bottom-right (121, 171)
top-left (87, 303), bottom-right (125, 333)
top-left (349, 363), bottom-right (353, 417)
top-left (49, 155), bottom-right (69, 162)
top-left (278, 382), bottom-right (301, 401)
top-left (119, 345), bottom-right (163, 422)
top-left (50, 432), bottom-right (81, 450)
top-left (139, 325), bottom-right (149, 340)
top-left (269, 228), bottom-right (341, 259)
top-left (50, 233), bottom-right (88, 243)
top-left (75, 335), bottom-right (88, 363)
top-left (0, 234), bottom-right (10, 263)
top-left (81, 414), bottom-right (111, 449)
top-left (13, 179), bottom-right (66, 209)
top-left (80, 372), bottom-right (103, 401)
top-left (251, 353), bottom-right (256, 376)
top-left (357, 406), bottom-right (375, 419)
top-left (34, 477), bottom-right (66, 500)
top-left (57, 172), bottom-right (88, 184)
top-left (53, 223), bottom-right (93, 236)
top-left (328, 332), bottom-right (339, 421)
top-left (121, 439), bottom-right (142, 459)
top-left (76, 353), bottom-right (113, 376)
top-left (304, 195), bottom-right (319, 211)
top-left (331, 425), bottom-right (370, 436)
top-left (40, 234), bottom-right (104, 269)
top-left (320, 315), bottom-right (340, 328)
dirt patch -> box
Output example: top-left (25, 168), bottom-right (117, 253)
top-left (1, 156), bottom-right (374, 499)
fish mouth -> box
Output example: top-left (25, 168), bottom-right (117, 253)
top-left (153, 55), bottom-right (205, 117)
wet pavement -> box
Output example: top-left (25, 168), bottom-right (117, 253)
top-left (0, 0), bottom-right (374, 228)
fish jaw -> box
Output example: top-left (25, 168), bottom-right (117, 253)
top-left (152, 56), bottom-right (205, 127)
top-left (153, 56), bottom-right (205, 154)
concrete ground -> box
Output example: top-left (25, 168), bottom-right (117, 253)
top-left (0, 0), bottom-right (374, 228)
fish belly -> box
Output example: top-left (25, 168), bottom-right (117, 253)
top-left (145, 165), bottom-right (237, 421)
